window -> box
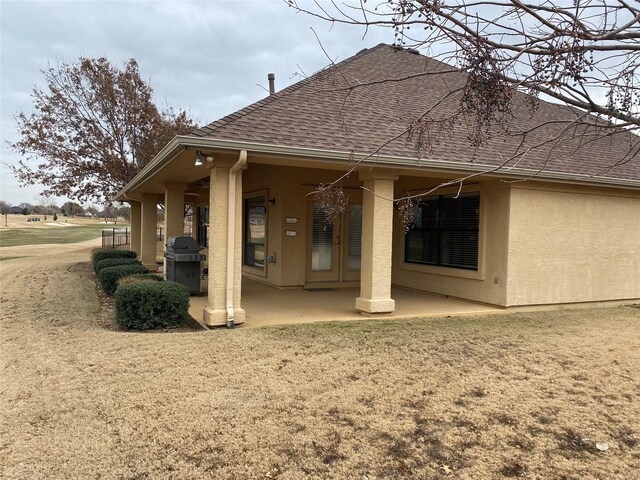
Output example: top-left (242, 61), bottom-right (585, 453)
top-left (197, 206), bottom-right (208, 248)
top-left (347, 204), bottom-right (362, 271)
top-left (404, 193), bottom-right (480, 270)
top-left (244, 196), bottom-right (266, 269)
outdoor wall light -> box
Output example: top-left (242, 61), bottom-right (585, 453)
top-left (194, 150), bottom-right (204, 167)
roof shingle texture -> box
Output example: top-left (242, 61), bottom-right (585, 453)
top-left (190, 44), bottom-right (639, 183)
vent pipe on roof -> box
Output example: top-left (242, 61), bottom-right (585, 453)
top-left (268, 73), bottom-right (275, 95)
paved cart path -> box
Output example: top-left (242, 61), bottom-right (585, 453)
top-left (0, 237), bottom-right (101, 257)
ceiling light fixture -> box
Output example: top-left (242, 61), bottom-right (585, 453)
top-left (194, 150), bottom-right (203, 166)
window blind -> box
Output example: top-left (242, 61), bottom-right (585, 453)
top-left (404, 193), bottom-right (480, 270)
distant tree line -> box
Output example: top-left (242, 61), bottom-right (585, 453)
top-left (0, 199), bottom-right (130, 220)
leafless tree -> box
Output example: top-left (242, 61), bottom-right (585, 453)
top-left (288, 0), bottom-right (640, 224)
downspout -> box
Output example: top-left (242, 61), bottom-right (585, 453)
top-left (226, 150), bottom-right (248, 328)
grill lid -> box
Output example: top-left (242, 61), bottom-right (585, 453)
top-left (166, 236), bottom-right (202, 253)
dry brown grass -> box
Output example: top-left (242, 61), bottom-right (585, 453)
top-left (1, 249), bottom-right (639, 479)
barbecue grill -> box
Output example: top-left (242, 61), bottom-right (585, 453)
top-left (164, 236), bottom-right (206, 295)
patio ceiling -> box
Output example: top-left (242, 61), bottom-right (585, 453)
top-left (120, 148), bottom-right (233, 198)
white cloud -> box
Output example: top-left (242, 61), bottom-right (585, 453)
top-left (0, 0), bottom-right (390, 205)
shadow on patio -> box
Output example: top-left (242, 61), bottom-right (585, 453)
top-left (188, 278), bottom-right (502, 328)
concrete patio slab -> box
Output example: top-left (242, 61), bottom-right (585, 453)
top-left (188, 278), bottom-right (502, 328)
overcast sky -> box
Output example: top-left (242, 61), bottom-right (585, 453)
top-left (0, 0), bottom-right (390, 206)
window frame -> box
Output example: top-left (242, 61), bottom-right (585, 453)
top-left (196, 204), bottom-right (209, 248)
top-left (242, 189), bottom-right (268, 277)
top-left (404, 192), bottom-right (481, 271)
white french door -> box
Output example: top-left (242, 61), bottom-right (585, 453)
top-left (306, 196), bottom-right (362, 284)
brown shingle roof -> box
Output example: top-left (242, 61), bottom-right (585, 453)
top-left (190, 44), bottom-right (639, 183)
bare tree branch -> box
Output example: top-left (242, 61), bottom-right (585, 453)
top-left (7, 58), bottom-right (197, 204)
top-left (288, 0), bottom-right (640, 227)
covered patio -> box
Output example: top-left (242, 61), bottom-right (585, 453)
top-left (188, 278), bottom-right (501, 328)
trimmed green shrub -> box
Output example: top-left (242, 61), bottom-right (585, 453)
top-left (92, 248), bottom-right (137, 270)
top-left (117, 273), bottom-right (164, 287)
top-left (115, 281), bottom-right (189, 330)
top-left (95, 257), bottom-right (141, 273)
top-left (98, 264), bottom-right (148, 296)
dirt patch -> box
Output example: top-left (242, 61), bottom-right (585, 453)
top-left (1, 248), bottom-right (639, 479)
top-left (69, 262), bottom-right (120, 330)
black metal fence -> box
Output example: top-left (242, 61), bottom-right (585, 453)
top-left (101, 227), bottom-right (165, 249)
top-left (101, 227), bottom-right (131, 250)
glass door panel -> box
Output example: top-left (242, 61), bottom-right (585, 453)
top-left (342, 203), bottom-right (362, 282)
top-left (311, 204), bottom-right (334, 271)
top-left (244, 197), bottom-right (266, 269)
top-left (347, 204), bottom-right (362, 270)
top-left (306, 202), bottom-right (340, 282)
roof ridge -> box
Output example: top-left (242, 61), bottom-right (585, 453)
top-left (190, 43), bottom-right (391, 137)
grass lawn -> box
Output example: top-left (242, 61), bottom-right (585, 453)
top-left (1, 251), bottom-right (639, 479)
top-left (0, 223), bottom-right (121, 247)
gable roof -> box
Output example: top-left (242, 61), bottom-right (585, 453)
top-left (190, 44), bottom-right (639, 184)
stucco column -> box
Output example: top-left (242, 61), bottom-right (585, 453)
top-left (140, 194), bottom-right (158, 272)
top-left (129, 200), bottom-right (141, 255)
top-left (163, 182), bottom-right (187, 274)
top-left (203, 160), bottom-right (245, 326)
top-left (356, 169), bottom-right (399, 313)
top-left (164, 182), bottom-right (187, 239)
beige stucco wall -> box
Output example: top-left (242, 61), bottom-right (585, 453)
top-left (239, 162), bottom-right (640, 308)
top-left (242, 163), bottom-right (362, 288)
top-left (506, 183), bottom-right (640, 306)
top-left (391, 178), bottom-right (511, 306)
top-left (242, 164), bottom-right (512, 306)
top-left (242, 164), bottom-right (512, 307)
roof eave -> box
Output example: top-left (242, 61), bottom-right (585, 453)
top-left (115, 135), bottom-right (640, 201)
top-left (114, 136), bottom-right (187, 201)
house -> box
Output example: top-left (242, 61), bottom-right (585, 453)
top-left (115, 44), bottom-right (640, 327)
top-left (10, 206), bottom-right (24, 215)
